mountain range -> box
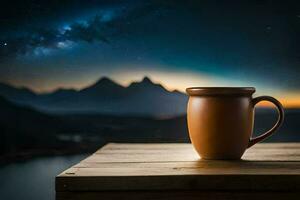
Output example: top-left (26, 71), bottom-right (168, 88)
top-left (0, 77), bottom-right (188, 117)
top-left (0, 92), bottom-right (189, 161)
top-left (1, 78), bottom-right (300, 161)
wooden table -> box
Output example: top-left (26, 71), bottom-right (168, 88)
top-left (56, 143), bottom-right (300, 200)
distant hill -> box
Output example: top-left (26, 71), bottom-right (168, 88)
top-left (0, 95), bottom-right (189, 161)
top-left (0, 77), bottom-right (188, 116)
top-left (0, 95), bottom-right (300, 162)
top-left (0, 96), bottom-right (60, 156)
top-left (0, 95), bottom-right (57, 131)
top-left (0, 82), bottom-right (37, 102)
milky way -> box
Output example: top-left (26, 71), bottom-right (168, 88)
top-left (0, 0), bottom-right (300, 100)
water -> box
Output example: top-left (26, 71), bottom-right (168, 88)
top-left (0, 154), bottom-right (88, 200)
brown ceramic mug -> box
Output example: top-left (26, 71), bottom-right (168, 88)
top-left (186, 87), bottom-right (284, 160)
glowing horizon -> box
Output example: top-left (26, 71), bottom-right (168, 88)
top-left (1, 1), bottom-right (300, 110)
top-left (3, 69), bottom-right (300, 109)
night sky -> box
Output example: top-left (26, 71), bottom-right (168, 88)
top-left (1, 0), bottom-right (300, 107)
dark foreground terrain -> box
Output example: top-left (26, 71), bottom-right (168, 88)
top-left (0, 95), bottom-right (299, 163)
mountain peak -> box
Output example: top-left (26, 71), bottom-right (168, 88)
top-left (81, 76), bottom-right (125, 93)
top-left (89, 76), bottom-right (124, 89)
top-left (141, 76), bottom-right (153, 84)
top-left (127, 76), bottom-right (169, 93)
top-left (96, 76), bottom-right (115, 84)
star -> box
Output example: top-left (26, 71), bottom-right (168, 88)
top-left (4, 42), bottom-right (7, 46)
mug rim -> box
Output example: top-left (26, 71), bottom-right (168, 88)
top-left (186, 87), bottom-right (256, 96)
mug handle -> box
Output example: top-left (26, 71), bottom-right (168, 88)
top-left (248, 96), bottom-right (284, 148)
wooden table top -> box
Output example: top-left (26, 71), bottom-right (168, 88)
top-left (56, 143), bottom-right (300, 192)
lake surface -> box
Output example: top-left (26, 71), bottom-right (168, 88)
top-left (0, 154), bottom-right (88, 200)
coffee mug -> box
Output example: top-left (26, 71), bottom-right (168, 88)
top-left (186, 87), bottom-right (284, 160)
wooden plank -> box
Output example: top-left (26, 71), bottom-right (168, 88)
top-left (83, 143), bottom-right (300, 163)
top-left (56, 143), bottom-right (300, 192)
top-left (56, 175), bottom-right (300, 191)
top-left (100, 143), bottom-right (194, 150)
top-left (57, 191), bottom-right (300, 200)
top-left (71, 161), bottom-right (300, 175)
top-left (99, 143), bottom-right (300, 151)
top-left (66, 162), bottom-right (300, 177)
top-left (81, 151), bottom-right (300, 163)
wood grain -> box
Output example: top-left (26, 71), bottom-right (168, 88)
top-left (56, 143), bottom-right (300, 195)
